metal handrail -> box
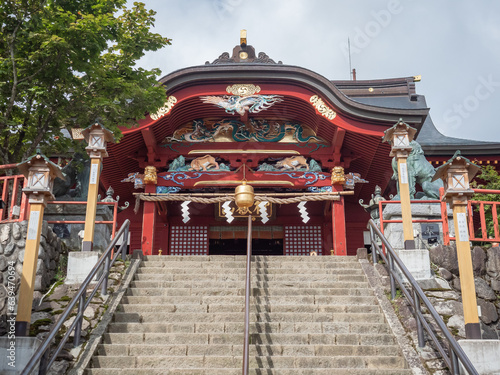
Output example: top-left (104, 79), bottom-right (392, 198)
top-left (368, 219), bottom-right (478, 375)
top-left (242, 215), bottom-right (252, 375)
top-left (21, 219), bottom-right (131, 375)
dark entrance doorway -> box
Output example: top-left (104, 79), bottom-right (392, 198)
top-left (209, 238), bottom-right (283, 255)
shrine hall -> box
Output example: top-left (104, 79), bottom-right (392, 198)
top-left (101, 39), bottom-right (500, 257)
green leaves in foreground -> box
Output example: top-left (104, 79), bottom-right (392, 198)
top-left (0, 0), bottom-right (171, 164)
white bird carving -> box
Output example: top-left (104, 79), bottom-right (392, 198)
top-left (200, 95), bottom-right (283, 116)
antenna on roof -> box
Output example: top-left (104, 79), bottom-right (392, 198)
top-left (347, 39), bottom-right (357, 81)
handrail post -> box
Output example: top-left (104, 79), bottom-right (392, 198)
top-left (370, 225), bottom-right (378, 264)
top-left (101, 252), bottom-right (111, 296)
top-left (73, 293), bottom-right (85, 347)
top-left (122, 225), bottom-right (129, 261)
top-left (38, 349), bottom-right (50, 375)
top-left (413, 288), bottom-right (425, 348)
top-left (451, 350), bottom-right (460, 375)
top-left (388, 252), bottom-right (396, 300)
top-left (242, 214), bottom-right (252, 375)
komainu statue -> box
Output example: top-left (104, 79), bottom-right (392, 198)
top-left (392, 141), bottom-right (443, 199)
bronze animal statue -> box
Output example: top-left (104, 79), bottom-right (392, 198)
top-left (391, 141), bottom-right (443, 199)
top-left (53, 153), bottom-right (91, 199)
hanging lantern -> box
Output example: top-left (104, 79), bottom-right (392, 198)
top-left (235, 181), bottom-right (254, 215)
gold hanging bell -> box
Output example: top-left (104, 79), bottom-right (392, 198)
top-left (234, 181), bottom-right (254, 215)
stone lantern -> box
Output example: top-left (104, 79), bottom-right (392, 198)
top-left (433, 150), bottom-right (480, 207)
top-left (16, 151), bottom-right (64, 336)
top-left (18, 150), bottom-right (64, 204)
top-left (82, 120), bottom-right (115, 159)
top-left (382, 119), bottom-right (417, 156)
top-left (432, 150), bottom-right (481, 339)
top-left (382, 119), bottom-right (418, 249)
top-left (81, 121), bottom-right (115, 251)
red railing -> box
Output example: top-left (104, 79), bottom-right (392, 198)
top-left (46, 201), bottom-right (119, 239)
top-left (468, 189), bottom-right (500, 242)
top-left (378, 187), bottom-right (500, 246)
top-left (0, 174), bottom-right (28, 222)
top-left (0, 171), bottom-right (119, 239)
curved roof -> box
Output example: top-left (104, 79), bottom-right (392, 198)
top-left (334, 77), bottom-right (500, 156)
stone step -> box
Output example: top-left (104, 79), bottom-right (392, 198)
top-left (107, 321), bottom-right (391, 335)
top-left (128, 280), bottom-right (371, 290)
top-left (119, 295), bottom-right (379, 308)
top-left (142, 255), bottom-right (360, 263)
top-left (121, 288), bottom-right (374, 301)
top-left (86, 256), bottom-right (409, 375)
top-left (113, 311), bottom-right (386, 324)
top-left (97, 343), bottom-right (401, 357)
top-left (136, 267), bottom-right (365, 275)
top-left (103, 332), bottom-right (396, 346)
top-left (118, 302), bottom-right (381, 314)
top-left (132, 273), bottom-right (367, 283)
top-left (86, 367), bottom-right (412, 375)
top-left (91, 354), bottom-right (406, 369)
top-left (141, 261), bottom-right (362, 269)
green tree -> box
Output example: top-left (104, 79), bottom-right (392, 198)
top-left (0, 0), bottom-right (171, 166)
top-left (471, 165), bottom-right (500, 238)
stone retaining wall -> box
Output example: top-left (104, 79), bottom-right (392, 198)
top-left (430, 244), bottom-right (500, 339)
top-left (0, 220), bottom-right (66, 336)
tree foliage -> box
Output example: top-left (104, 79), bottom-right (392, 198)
top-left (471, 165), bottom-right (500, 238)
top-left (0, 0), bottom-right (171, 165)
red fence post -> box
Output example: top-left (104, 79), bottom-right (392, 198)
top-left (439, 187), bottom-right (451, 245)
top-left (493, 204), bottom-right (499, 241)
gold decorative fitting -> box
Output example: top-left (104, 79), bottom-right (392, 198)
top-left (150, 96), bottom-right (177, 120)
top-left (234, 181), bottom-right (255, 215)
top-left (194, 180), bottom-right (294, 187)
top-left (143, 166), bottom-right (157, 185)
top-left (226, 84), bottom-right (261, 96)
top-left (368, 87), bottom-right (374, 92)
top-left (310, 95), bottom-right (336, 120)
top-left (331, 166), bottom-right (346, 185)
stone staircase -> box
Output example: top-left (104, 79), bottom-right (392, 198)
top-left (84, 255), bottom-right (413, 374)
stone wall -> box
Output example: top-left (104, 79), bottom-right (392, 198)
top-left (380, 203), bottom-right (455, 251)
top-left (0, 220), bottom-right (66, 336)
top-left (430, 244), bottom-right (500, 339)
top-left (45, 204), bottom-right (113, 252)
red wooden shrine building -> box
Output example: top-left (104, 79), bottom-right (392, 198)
top-left (102, 41), bottom-right (500, 257)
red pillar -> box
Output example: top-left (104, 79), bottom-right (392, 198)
top-left (332, 195), bottom-right (347, 256)
top-left (141, 184), bottom-right (156, 255)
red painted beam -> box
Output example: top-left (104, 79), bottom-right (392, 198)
top-left (141, 184), bottom-right (156, 255)
top-left (141, 127), bottom-right (159, 164)
top-left (331, 187), bottom-right (347, 256)
top-left (157, 171), bottom-right (332, 189)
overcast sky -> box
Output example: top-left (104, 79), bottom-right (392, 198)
top-left (131, 0), bottom-right (500, 143)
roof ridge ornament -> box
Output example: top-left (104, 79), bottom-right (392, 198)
top-left (206, 29), bottom-right (282, 65)
top-left (205, 50), bottom-right (283, 65)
